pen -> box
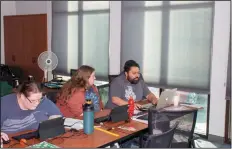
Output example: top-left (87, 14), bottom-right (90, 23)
top-left (94, 126), bottom-right (119, 137)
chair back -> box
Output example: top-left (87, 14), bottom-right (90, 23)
top-left (148, 107), bottom-right (198, 148)
top-left (143, 123), bottom-right (178, 148)
top-left (170, 108), bottom-right (198, 148)
top-left (45, 91), bottom-right (58, 103)
top-left (108, 75), bottom-right (119, 84)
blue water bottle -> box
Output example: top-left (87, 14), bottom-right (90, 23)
top-left (83, 99), bottom-right (94, 134)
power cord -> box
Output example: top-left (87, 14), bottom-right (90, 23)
top-left (48, 129), bottom-right (88, 145)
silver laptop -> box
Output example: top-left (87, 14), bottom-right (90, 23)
top-left (139, 88), bottom-right (177, 110)
top-left (156, 88), bottom-right (177, 109)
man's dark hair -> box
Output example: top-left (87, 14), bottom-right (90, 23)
top-left (124, 60), bottom-right (140, 73)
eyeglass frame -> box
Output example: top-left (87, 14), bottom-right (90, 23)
top-left (24, 94), bottom-right (44, 104)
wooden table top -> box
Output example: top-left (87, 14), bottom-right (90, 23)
top-left (3, 100), bottom-right (200, 148)
top-left (4, 120), bottom-right (147, 148)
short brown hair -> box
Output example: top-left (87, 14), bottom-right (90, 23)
top-left (17, 81), bottom-right (42, 97)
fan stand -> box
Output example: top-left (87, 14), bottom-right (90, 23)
top-left (42, 70), bottom-right (48, 83)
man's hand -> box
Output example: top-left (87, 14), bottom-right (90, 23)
top-left (134, 103), bottom-right (142, 110)
top-left (147, 93), bottom-right (158, 105)
top-left (151, 98), bottom-right (158, 105)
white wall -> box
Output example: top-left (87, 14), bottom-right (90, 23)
top-left (1, 1), bottom-right (16, 64)
top-left (209, 1), bottom-right (230, 138)
top-left (109, 1), bottom-right (121, 75)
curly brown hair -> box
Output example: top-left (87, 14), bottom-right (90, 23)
top-left (56, 65), bottom-right (95, 103)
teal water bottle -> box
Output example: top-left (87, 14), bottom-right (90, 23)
top-left (83, 99), bottom-right (94, 134)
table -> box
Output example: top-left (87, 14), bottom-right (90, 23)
top-left (4, 101), bottom-right (201, 148)
top-left (4, 108), bottom-right (148, 148)
top-left (4, 120), bottom-right (148, 148)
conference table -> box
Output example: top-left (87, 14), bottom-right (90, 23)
top-left (4, 100), bottom-right (201, 148)
top-left (4, 110), bottom-right (148, 148)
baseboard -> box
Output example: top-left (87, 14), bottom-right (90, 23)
top-left (208, 134), bottom-right (224, 144)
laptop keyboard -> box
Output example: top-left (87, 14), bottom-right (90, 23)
top-left (140, 103), bottom-right (154, 109)
top-left (12, 131), bottom-right (39, 141)
top-left (94, 115), bottom-right (110, 123)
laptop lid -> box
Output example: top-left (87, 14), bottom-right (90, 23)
top-left (156, 88), bottom-right (177, 109)
top-left (12, 117), bottom-right (65, 141)
top-left (38, 117), bottom-right (65, 141)
top-left (110, 105), bottom-right (129, 123)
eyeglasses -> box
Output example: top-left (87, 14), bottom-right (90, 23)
top-left (25, 95), bottom-right (43, 104)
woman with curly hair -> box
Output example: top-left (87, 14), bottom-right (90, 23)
top-left (56, 65), bottom-right (103, 118)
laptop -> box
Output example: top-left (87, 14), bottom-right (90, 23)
top-left (94, 105), bottom-right (129, 123)
top-left (156, 88), bottom-right (177, 109)
top-left (110, 105), bottom-right (129, 123)
top-left (139, 88), bottom-right (177, 111)
top-left (12, 117), bottom-right (65, 141)
top-left (134, 88), bottom-right (177, 122)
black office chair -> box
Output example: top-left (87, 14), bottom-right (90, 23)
top-left (8, 65), bottom-right (24, 82)
top-left (70, 69), bottom-right (77, 77)
top-left (143, 107), bottom-right (198, 148)
top-left (139, 108), bottom-right (179, 148)
top-left (108, 74), bottom-right (119, 84)
top-left (45, 91), bottom-right (59, 104)
top-left (168, 109), bottom-right (198, 148)
top-left (142, 122), bottom-right (179, 148)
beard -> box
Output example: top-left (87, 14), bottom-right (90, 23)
top-left (128, 76), bottom-right (140, 84)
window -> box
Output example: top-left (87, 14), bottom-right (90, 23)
top-left (52, 1), bottom-right (110, 80)
top-left (178, 90), bottom-right (208, 135)
top-left (98, 87), bottom-right (109, 106)
top-left (121, 1), bottom-right (214, 91)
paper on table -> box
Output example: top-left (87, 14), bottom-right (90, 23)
top-left (27, 141), bottom-right (59, 148)
top-left (134, 109), bottom-right (141, 115)
top-left (64, 118), bottom-right (83, 130)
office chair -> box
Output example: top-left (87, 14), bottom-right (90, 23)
top-left (168, 109), bottom-right (198, 148)
top-left (138, 108), bottom-right (179, 148)
top-left (45, 91), bottom-right (59, 104)
top-left (142, 122), bottom-right (179, 148)
top-left (70, 69), bottom-right (77, 77)
top-left (144, 107), bottom-right (198, 148)
top-left (108, 74), bottom-right (119, 84)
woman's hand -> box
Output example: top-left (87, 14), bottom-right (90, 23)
top-left (48, 115), bottom-right (62, 120)
top-left (1, 132), bottom-right (9, 143)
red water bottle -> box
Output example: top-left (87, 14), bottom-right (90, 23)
top-left (128, 96), bottom-right (135, 120)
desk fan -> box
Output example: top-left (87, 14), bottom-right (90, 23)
top-left (38, 51), bottom-right (58, 82)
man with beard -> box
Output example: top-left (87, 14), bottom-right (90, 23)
top-left (105, 60), bottom-right (158, 109)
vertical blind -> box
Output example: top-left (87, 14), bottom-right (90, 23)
top-left (121, 1), bottom-right (214, 92)
top-left (52, 1), bottom-right (110, 80)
